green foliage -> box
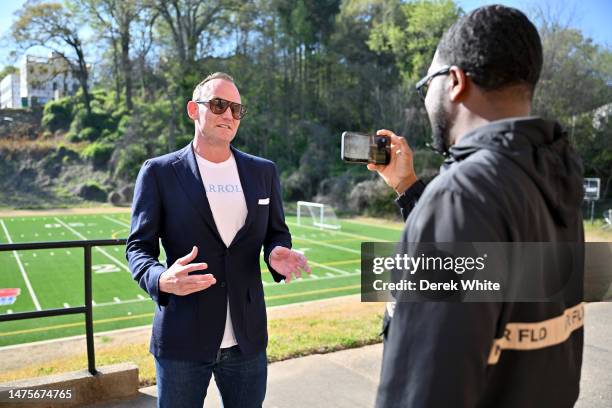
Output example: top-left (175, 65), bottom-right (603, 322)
top-left (77, 180), bottom-right (107, 202)
top-left (368, 0), bottom-right (462, 82)
top-left (80, 127), bottom-right (101, 142)
top-left (0, 65), bottom-right (18, 79)
top-left (80, 142), bottom-right (114, 166)
top-left (63, 90), bottom-right (123, 142)
top-left (276, 0), bottom-right (341, 47)
top-left (112, 144), bottom-right (149, 181)
top-left (534, 26), bottom-right (612, 118)
top-left (348, 178), bottom-right (398, 217)
top-left (42, 98), bottom-right (75, 133)
top-left (572, 108), bottom-right (612, 198)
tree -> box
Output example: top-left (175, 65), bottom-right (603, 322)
top-left (368, 0), bottom-right (461, 83)
top-left (572, 106), bottom-right (612, 199)
top-left (533, 24), bottom-right (612, 119)
top-left (0, 66), bottom-right (18, 80)
top-left (12, 0), bottom-right (93, 114)
top-left (131, 5), bottom-right (158, 100)
top-left (75, 0), bottom-right (143, 110)
top-left (365, 0), bottom-right (461, 148)
top-left (149, 0), bottom-right (238, 66)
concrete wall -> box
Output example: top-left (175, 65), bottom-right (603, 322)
top-left (0, 363), bottom-right (140, 408)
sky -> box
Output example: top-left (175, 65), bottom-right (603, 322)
top-left (456, 0), bottom-right (612, 46)
top-left (0, 0), bottom-right (611, 72)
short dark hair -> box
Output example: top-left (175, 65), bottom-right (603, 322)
top-left (437, 5), bottom-right (542, 95)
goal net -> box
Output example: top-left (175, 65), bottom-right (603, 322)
top-left (297, 201), bottom-right (341, 230)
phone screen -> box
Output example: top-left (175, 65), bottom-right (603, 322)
top-left (342, 132), bottom-right (372, 161)
top-left (341, 132), bottom-right (390, 165)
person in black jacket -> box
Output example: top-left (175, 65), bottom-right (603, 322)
top-left (368, 5), bottom-right (585, 408)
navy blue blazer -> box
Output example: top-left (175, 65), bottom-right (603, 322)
top-left (126, 143), bottom-right (291, 361)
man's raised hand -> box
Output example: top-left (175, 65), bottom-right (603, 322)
top-left (270, 246), bottom-right (311, 283)
top-left (159, 246), bottom-right (216, 296)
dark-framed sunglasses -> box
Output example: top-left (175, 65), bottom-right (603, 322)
top-left (194, 97), bottom-right (247, 120)
top-left (415, 65), bottom-right (451, 101)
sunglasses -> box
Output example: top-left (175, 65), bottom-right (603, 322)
top-left (194, 97), bottom-right (247, 120)
top-left (415, 65), bottom-right (451, 101)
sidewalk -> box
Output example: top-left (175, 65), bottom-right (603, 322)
top-left (90, 343), bottom-right (382, 408)
top-left (91, 302), bottom-right (612, 408)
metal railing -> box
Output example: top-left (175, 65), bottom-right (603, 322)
top-left (0, 239), bottom-right (127, 375)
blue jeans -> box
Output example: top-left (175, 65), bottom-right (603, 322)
top-left (154, 346), bottom-right (267, 408)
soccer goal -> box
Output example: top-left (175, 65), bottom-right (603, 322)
top-left (297, 201), bottom-right (341, 230)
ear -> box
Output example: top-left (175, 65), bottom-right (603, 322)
top-left (448, 66), bottom-right (469, 102)
top-left (186, 100), bottom-right (199, 121)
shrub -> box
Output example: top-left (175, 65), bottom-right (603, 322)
top-left (42, 97), bottom-right (74, 132)
top-left (80, 127), bottom-right (100, 142)
top-left (66, 108), bottom-right (118, 142)
top-left (77, 181), bottom-right (107, 202)
top-left (81, 142), bottom-right (114, 166)
top-left (348, 178), bottom-right (398, 217)
top-left (112, 144), bottom-right (149, 181)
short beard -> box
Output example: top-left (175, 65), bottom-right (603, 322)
top-left (429, 101), bottom-right (453, 156)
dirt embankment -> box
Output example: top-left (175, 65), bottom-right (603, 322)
top-left (0, 140), bottom-right (129, 209)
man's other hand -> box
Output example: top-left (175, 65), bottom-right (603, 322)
top-left (159, 246), bottom-right (216, 295)
top-left (367, 129), bottom-right (418, 194)
top-left (270, 246), bottom-right (311, 283)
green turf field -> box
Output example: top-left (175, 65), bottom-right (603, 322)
top-left (0, 212), bottom-right (402, 346)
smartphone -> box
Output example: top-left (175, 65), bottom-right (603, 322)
top-left (341, 131), bottom-right (391, 165)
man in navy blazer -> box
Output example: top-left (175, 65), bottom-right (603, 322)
top-left (126, 72), bottom-right (310, 408)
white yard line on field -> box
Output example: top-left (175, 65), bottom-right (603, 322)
top-left (103, 215), bottom-right (131, 229)
top-left (307, 259), bottom-right (351, 275)
top-left (292, 235), bottom-right (361, 255)
top-left (286, 221), bottom-right (386, 242)
top-left (340, 218), bottom-right (404, 231)
top-left (53, 217), bottom-right (130, 273)
top-left (0, 220), bottom-right (42, 311)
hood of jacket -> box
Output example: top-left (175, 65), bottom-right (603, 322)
top-left (446, 117), bottom-right (584, 227)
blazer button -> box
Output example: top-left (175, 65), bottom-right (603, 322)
top-left (220, 282), bottom-right (226, 288)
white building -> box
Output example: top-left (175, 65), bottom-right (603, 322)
top-left (0, 52), bottom-right (81, 109)
top-left (0, 73), bottom-right (21, 108)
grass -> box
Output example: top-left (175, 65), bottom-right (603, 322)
top-left (584, 220), bottom-right (612, 241)
top-left (0, 300), bottom-right (384, 386)
top-left (0, 211), bottom-right (399, 346)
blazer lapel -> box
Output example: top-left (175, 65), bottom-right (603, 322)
top-left (231, 145), bottom-right (257, 246)
top-left (171, 144), bottom-right (223, 242)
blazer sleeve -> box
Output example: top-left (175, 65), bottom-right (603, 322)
top-left (125, 160), bottom-right (169, 307)
top-left (263, 162), bottom-right (292, 282)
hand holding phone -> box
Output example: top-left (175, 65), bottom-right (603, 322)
top-left (366, 129), bottom-right (418, 194)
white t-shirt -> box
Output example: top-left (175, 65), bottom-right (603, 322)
top-left (195, 151), bottom-right (247, 349)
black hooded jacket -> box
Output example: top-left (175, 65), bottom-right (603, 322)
top-left (376, 117), bottom-right (585, 408)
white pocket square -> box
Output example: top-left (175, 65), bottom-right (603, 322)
top-left (258, 198), bottom-right (270, 205)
